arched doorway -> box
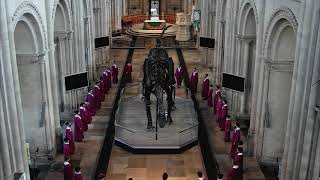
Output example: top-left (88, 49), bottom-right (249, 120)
top-left (261, 13), bottom-right (297, 162)
top-left (53, 0), bottom-right (72, 111)
top-left (14, 13), bottom-right (54, 156)
top-left (238, 5), bottom-right (257, 115)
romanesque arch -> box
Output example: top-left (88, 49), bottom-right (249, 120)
top-left (53, 0), bottom-right (73, 112)
top-left (13, 2), bottom-right (54, 155)
top-left (237, 1), bottom-right (257, 115)
top-left (259, 7), bottom-right (297, 162)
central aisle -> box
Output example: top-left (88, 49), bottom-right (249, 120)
top-left (106, 49), bottom-right (206, 180)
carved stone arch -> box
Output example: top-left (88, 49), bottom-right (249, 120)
top-left (12, 1), bottom-right (47, 50)
top-left (52, 0), bottom-right (72, 30)
top-left (263, 7), bottom-right (298, 57)
top-left (238, 0), bottom-right (258, 35)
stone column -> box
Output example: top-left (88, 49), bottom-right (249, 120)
top-left (45, 0), bottom-right (61, 131)
top-left (240, 38), bottom-right (251, 114)
top-left (38, 53), bottom-right (54, 153)
top-left (0, 50), bottom-right (13, 179)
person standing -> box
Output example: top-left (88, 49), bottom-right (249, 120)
top-left (232, 123), bottom-right (241, 144)
top-left (220, 100), bottom-right (228, 130)
top-left (201, 74), bottom-right (210, 100)
top-left (74, 113), bottom-right (84, 142)
top-left (73, 167), bottom-right (83, 180)
top-left (207, 85), bottom-right (213, 107)
top-left (111, 61), bottom-right (118, 83)
top-left (64, 157), bottom-right (73, 180)
top-left (227, 161), bottom-right (240, 180)
top-left (125, 63), bottom-right (133, 83)
top-left (190, 68), bottom-right (198, 93)
top-left (86, 91), bottom-right (96, 116)
top-left (63, 138), bottom-right (71, 159)
top-left (65, 122), bottom-right (75, 155)
top-left (224, 115), bottom-right (231, 142)
top-left (216, 98), bottom-right (223, 124)
top-left (175, 64), bottom-right (183, 87)
top-left (79, 105), bottom-right (88, 132)
top-left (213, 85), bottom-right (221, 115)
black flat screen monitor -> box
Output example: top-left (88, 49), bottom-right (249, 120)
top-left (65, 72), bottom-right (88, 91)
top-left (200, 37), bottom-right (215, 48)
top-left (222, 73), bottom-right (245, 92)
top-left (95, 36), bottom-right (109, 48)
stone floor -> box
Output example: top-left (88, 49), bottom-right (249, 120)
top-left (106, 48), bottom-right (207, 180)
top-left (46, 48), bottom-right (268, 180)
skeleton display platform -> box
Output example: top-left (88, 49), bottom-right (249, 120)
top-left (115, 85), bottom-right (198, 152)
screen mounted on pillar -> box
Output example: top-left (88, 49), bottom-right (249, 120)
top-left (200, 37), bottom-right (215, 48)
top-left (222, 73), bottom-right (245, 92)
top-left (95, 36), bottom-right (109, 48)
top-left (65, 72), bottom-right (88, 91)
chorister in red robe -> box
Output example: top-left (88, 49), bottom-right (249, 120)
top-left (74, 114), bottom-right (84, 142)
top-left (83, 102), bottom-right (92, 124)
top-left (73, 167), bottom-right (84, 180)
top-left (79, 106), bottom-right (88, 131)
top-left (124, 63), bottom-right (133, 83)
top-left (232, 123), bottom-right (241, 144)
top-left (213, 85), bottom-right (221, 115)
top-left (190, 68), bottom-right (198, 92)
top-left (65, 123), bottom-right (75, 155)
top-left (234, 149), bottom-right (243, 176)
top-left (201, 74), bottom-right (210, 100)
top-left (227, 164), bottom-right (240, 180)
top-left (220, 100), bottom-right (228, 130)
top-left (224, 116), bottom-right (231, 142)
top-left (64, 138), bottom-right (71, 159)
top-left (230, 142), bottom-right (238, 159)
top-left (216, 98), bottom-right (223, 123)
top-left (106, 69), bottom-right (112, 88)
top-left (175, 65), bottom-right (183, 87)
top-left (101, 71), bottom-right (110, 93)
top-left (111, 62), bottom-right (118, 84)
top-left (64, 159), bottom-right (74, 180)
top-left (93, 84), bottom-right (102, 109)
top-left (86, 91), bottom-right (96, 116)
top-left (207, 85), bottom-right (213, 107)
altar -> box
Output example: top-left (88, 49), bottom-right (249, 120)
top-left (143, 8), bottom-right (166, 30)
top-left (144, 19), bottom-right (166, 30)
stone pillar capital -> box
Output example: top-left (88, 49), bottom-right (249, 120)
top-left (55, 31), bottom-right (68, 41)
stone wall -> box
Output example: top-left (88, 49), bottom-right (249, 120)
top-left (0, 0), bottom-right (112, 179)
top-left (198, 0), bottom-right (320, 179)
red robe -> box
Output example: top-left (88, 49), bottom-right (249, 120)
top-left (227, 165), bottom-right (240, 180)
top-left (213, 90), bottom-right (221, 114)
top-left (125, 64), bottom-right (132, 82)
top-left (74, 115), bottom-right (84, 142)
top-left (86, 93), bottom-right (96, 116)
top-left (224, 119), bottom-right (231, 142)
top-left (207, 88), bottom-right (213, 107)
top-left (216, 99), bottom-right (223, 123)
top-left (230, 142), bottom-right (238, 159)
top-left (190, 71), bottom-right (198, 92)
top-left (64, 161), bottom-right (74, 180)
top-left (106, 70), bottom-right (112, 88)
top-left (73, 171), bottom-right (84, 180)
top-left (175, 67), bottom-right (183, 86)
top-left (220, 104), bottom-right (228, 129)
top-left (79, 107), bottom-right (88, 131)
top-left (201, 78), bottom-right (210, 99)
top-left (83, 103), bottom-right (92, 124)
top-left (232, 128), bottom-right (241, 144)
top-left (93, 85), bottom-right (102, 109)
top-left (111, 64), bottom-right (118, 83)
top-left (64, 142), bottom-right (71, 159)
top-left (102, 72), bottom-right (109, 92)
top-left (65, 127), bottom-right (75, 155)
